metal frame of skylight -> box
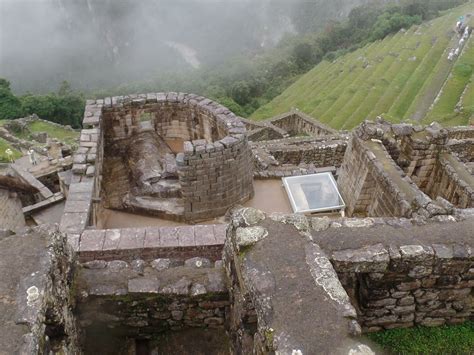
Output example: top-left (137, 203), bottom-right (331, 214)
top-left (282, 172), bottom-right (346, 214)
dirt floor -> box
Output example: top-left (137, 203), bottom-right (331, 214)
top-left (81, 327), bottom-right (230, 355)
top-left (98, 179), bottom-right (293, 229)
top-left (243, 179), bottom-right (292, 214)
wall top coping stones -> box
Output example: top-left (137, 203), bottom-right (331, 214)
top-left (79, 224), bottom-right (228, 254)
top-left (84, 92), bottom-right (249, 159)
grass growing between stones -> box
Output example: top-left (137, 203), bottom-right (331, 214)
top-left (367, 321), bottom-right (474, 354)
top-left (0, 137), bottom-right (21, 162)
top-left (27, 121), bottom-right (79, 145)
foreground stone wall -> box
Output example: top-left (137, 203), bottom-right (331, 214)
top-left (329, 234), bottom-right (474, 331)
top-left (223, 208), bottom-right (373, 354)
top-left (76, 254), bottom-right (229, 341)
top-left (15, 227), bottom-right (80, 354)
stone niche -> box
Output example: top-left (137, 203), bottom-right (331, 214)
top-left (101, 93), bottom-right (254, 222)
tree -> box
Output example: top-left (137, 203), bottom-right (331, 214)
top-left (293, 42), bottom-right (314, 69)
top-left (58, 80), bottom-right (72, 96)
top-left (0, 78), bottom-right (23, 120)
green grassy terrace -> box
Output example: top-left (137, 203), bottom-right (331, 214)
top-left (251, 2), bottom-right (474, 129)
top-left (0, 119), bottom-right (79, 147)
top-left (368, 321), bottom-right (474, 354)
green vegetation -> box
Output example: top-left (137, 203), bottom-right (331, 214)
top-left (0, 138), bottom-right (21, 163)
top-left (28, 121), bottom-right (78, 145)
top-left (425, 40), bottom-right (474, 125)
top-left (368, 321), bottom-right (474, 354)
top-left (0, 119), bottom-right (79, 147)
top-left (252, 2), bottom-right (474, 128)
top-left (0, 80), bottom-right (85, 128)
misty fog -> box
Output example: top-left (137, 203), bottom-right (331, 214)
top-left (0, 0), bottom-right (380, 93)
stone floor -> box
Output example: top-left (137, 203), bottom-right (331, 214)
top-left (31, 200), bottom-right (65, 225)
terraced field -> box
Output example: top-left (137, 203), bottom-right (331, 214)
top-left (251, 2), bottom-right (474, 129)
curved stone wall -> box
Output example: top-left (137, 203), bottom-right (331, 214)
top-left (100, 93), bottom-right (254, 222)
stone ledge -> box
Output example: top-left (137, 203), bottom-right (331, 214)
top-left (77, 224), bottom-right (228, 262)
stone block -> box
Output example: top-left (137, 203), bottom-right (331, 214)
top-left (177, 226), bottom-right (195, 247)
top-left (60, 212), bottom-right (88, 234)
top-left (194, 225), bottom-right (216, 245)
top-left (128, 278), bottom-right (160, 293)
top-left (102, 229), bottom-right (121, 251)
top-left (80, 230), bottom-right (105, 251)
top-left (118, 228), bottom-right (146, 250)
top-left (332, 243), bottom-right (389, 273)
top-left (160, 227), bottom-right (179, 247)
top-left (144, 228), bottom-right (161, 248)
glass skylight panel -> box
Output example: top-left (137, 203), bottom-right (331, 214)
top-left (282, 172), bottom-right (345, 214)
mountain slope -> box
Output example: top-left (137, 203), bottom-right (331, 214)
top-left (251, 2), bottom-right (474, 128)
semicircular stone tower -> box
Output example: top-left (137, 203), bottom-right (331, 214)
top-left (98, 93), bottom-right (254, 222)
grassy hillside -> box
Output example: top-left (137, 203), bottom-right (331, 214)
top-left (251, 2), bottom-right (474, 129)
top-left (0, 119), bottom-right (79, 146)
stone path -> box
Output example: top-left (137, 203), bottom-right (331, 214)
top-left (30, 200), bottom-right (66, 225)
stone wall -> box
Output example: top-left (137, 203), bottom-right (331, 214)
top-left (305, 210), bottom-right (474, 334)
top-left (269, 110), bottom-right (337, 137)
top-left (223, 208), bottom-right (374, 354)
top-left (179, 134), bottom-right (254, 222)
top-left (447, 126), bottom-right (474, 140)
top-left (332, 241), bottom-right (473, 331)
top-left (426, 154), bottom-right (474, 208)
top-left (398, 128), bottom-right (448, 191)
top-left (251, 135), bottom-right (348, 178)
top-left (338, 136), bottom-right (414, 217)
top-left (247, 126), bottom-right (286, 142)
top-left (447, 138), bottom-right (474, 163)
top-left (0, 189), bottom-right (25, 230)
top-left (76, 255), bottom-right (229, 340)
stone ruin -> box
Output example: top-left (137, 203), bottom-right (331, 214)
top-left (1, 93), bottom-right (473, 354)
top-left (79, 93), bottom-right (254, 223)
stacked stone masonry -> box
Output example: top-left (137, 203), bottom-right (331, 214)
top-left (81, 93), bottom-right (255, 222)
top-left (339, 120), bottom-right (474, 217)
top-left (251, 135), bottom-right (348, 178)
top-left (241, 109), bottom-right (337, 143)
top-left (76, 257), bottom-right (229, 337)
